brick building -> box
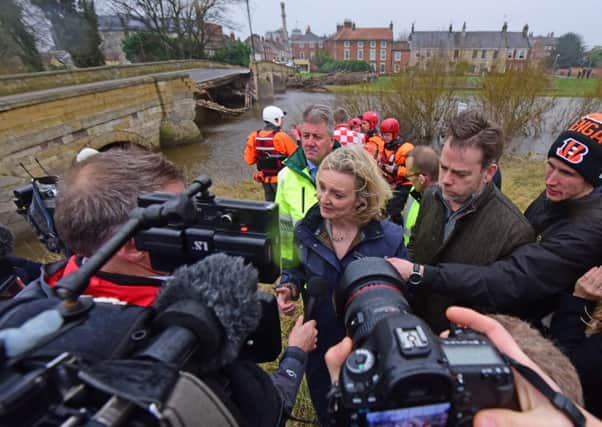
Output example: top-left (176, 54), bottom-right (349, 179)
top-left (327, 19), bottom-right (394, 74)
top-left (290, 26), bottom-right (326, 71)
top-left (392, 40), bottom-right (411, 72)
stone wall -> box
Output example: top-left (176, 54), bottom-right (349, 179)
top-left (0, 71), bottom-right (199, 231)
top-left (0, 59), bottom-right (238, 96)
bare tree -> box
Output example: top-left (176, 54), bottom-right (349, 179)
top-left (110, 0), bottom-right (241, 59)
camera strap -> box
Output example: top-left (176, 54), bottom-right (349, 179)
top-left (506, 357), bottom-right (585, 427)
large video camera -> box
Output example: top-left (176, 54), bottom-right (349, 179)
top-left (135, 177), bottom-right (280, 283)
top-left (331, 258), bottom-right (514, 427)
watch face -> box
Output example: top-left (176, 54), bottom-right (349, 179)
top-left (409, 272), bottom-right (421, 285)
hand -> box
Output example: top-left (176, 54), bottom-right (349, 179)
top-left (384, 164), bottom-right (394, 174)
top-left (325, 336), bottom-right (353, 383)
top-left (287, 315), bottom-right (318, 353)
top-left (386, 257), bottom-right (414, 282)
top-left (275, 285), bottom-right (297, 316)
top-left (445, 306), bottom-right (600, 427)
top-left (573, 266), bottom-right (602, 301)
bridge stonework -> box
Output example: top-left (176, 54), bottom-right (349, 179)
top-left (0, 71), bottom-right (199, 231)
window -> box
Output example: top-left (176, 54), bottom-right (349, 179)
top-left (416, 51), bottom-right (421, 58)
top-left (507, 49), bottom-right (514, 59)
top-left (426, 50), bottom-right (431, 58)
top-left (310, 52), bottom-right (315, 59)
top-left (318, 42), bottom-right (323, 48)
top-left (344, 40), bottom-right (350, 47)
top-left (380, 40), bottom-right (387, 48)
top-left (358, 41), bottom-right (364, 49)
top-left (370, 48), bottom-right (376, 60)
top-left (394, 63), bottom-right (400, 72)
top-left (493, 49), bottom-right (499, 59)
top-left (481, 49), bottom-right (487, 59)
top-left (453, 49), bottom-right (459, 59)
top-left (394, 51), bottom-right (401, 61)
top-left (357, 49), bottom-right (364, 60)
top-left (380, 49), bottom-right (386, 60)
top-left (370, 62), bottom-right (376, 71)
top-left (472, 49), bottom-right (478, 59)
top-left (299, 42), bottom-right (304, 48)
top-left (518, 49), bottom-right (526, 59)
top-left (380, 63), bottom-right (386, 73)
top-left (299, 51), bottom-right (304, 59)
top-left (344, 49), bottom-right (350, 60)
top-left (309, 42), bottom-right (315, 48)
top-left (370, 40), bottom-right (376, 48)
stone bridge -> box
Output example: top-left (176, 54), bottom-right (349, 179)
top-left (0, 60), bottom-right (253, 232)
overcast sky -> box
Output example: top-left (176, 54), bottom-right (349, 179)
top-left (229, 0), bottom-right (602, 48)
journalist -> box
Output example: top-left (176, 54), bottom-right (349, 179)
top-left (325, 307), bottom-right (602, 427)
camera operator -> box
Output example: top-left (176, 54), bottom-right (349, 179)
top-left (325, 307), bottom-right (602, 427)
top-left (9, 148), bottom-right (318, 425)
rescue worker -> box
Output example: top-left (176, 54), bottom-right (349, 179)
top-left (244, 106), bottom-right (298, 201)
top-left (360, 111), bottom-right (384, 160)
top-left (379, 118), bottom-right (415, 225)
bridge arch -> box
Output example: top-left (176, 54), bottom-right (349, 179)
top-left (84, 131), bottom-right (150, 152)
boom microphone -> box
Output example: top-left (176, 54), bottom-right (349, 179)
top-left (304, 277), bottom-right (330, 321)
top-left (152, 253), bottom-right (269, 373)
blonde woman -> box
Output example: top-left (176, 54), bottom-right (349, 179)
top-left (276, 145), bottom-right (408, 424)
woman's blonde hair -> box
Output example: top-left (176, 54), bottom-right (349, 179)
top-left (317, 145), bottom-right (392, 226)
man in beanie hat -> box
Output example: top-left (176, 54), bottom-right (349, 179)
top-left (386, 113), bottom-right (602, 328)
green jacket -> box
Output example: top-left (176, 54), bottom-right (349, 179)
top-left (275, 148), bottom-right (318, 269)
top-left (402, 187), bottom-right (420, 246)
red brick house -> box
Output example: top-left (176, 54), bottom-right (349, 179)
top-left (327, 20), bottom-right (394, 74)
top-left (290, 26), bottom-right (326, 71)
top-left (392, 40), bottom-right (411, 72)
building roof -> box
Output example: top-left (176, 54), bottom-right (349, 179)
top-left (409, 30), bottom-right (530, 50)
top-left (331, 21), bottom-right (393, 41)
top-left (392, 40), bottom-right (410, 50)
top-left (291, 32), bottom-right (325, 43)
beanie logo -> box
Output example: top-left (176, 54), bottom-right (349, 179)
top-left (556, 138), bottom-right (589, 164)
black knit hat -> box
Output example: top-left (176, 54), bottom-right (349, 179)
top-left (548, 113), bottom-right (602, 187)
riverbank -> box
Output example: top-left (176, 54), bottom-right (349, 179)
top-left (324, 75), bottom-right (601, 97)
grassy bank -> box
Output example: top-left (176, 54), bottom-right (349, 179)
top-left (326, 75), bottom-right (600, 98)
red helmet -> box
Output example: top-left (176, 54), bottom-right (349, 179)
top-left (349, 117), bottom-right (362, 128)
top-left (362, 111), bottom-right (379, 130)
top-left (380, 118), bottom-right (400, 139)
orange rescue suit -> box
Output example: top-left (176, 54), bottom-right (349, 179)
top-left (381, 140), bottom-right (415, 187)
top-left (244, 130), bottom-right (298, 184)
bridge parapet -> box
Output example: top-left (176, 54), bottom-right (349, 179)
top-left (0, 59), bottom-right (240, 97)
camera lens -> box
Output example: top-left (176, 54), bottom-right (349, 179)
top-left (335, 257), bottom-right (409, 344)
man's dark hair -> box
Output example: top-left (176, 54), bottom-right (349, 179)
top-left (445, 110), bottom-right (504, 167)
top-left (55, 149), bottom-right (184, 257)
top-left (333, 107), bottom-right (349, 125)
top-left (407, 145), bottom-right (439, 181)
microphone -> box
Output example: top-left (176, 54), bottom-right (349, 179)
top-left (150, 253), bottom-right (263, 373)
top-left (304, 277), bottom-right (330, 321)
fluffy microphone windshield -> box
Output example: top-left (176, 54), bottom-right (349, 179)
top-left (155, 253), bottom-right (261, 371)
top-left (0, 224), bottom-right (15, 259)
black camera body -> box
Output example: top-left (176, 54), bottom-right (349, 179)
top-left (136, 181), bottom-right (281, 283)
top-left (334, 258), bottom-right (514, 427)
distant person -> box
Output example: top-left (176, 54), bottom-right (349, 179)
top-left (332, 108), bottom-right (362, 147)
top-left (360, 111), bottom-right (384, 160)
top-left (275, 104), bottom-right (338, 270)
top-left (379, 118), bottom-right (415, 224)
top-left (401, 145), bottom-right (439, 245)
top-left (244, 106), bottom-right (298, 201)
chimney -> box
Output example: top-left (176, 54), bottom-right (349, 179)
top-left (344, 19), bottom-right (353, 29)
top-left (411, 22), bottom-right (415, 34)
top-left (522, 24), bottom-right (529, 37)
top-left (352, 23), bottom-right (356, 30)
top-left (449, 23), bottom-right (453, 33)
top-left (336, 23), bottom-right (343, 32)
top-left (306, 25), bottom-right (311, 34)
top-left (280, 2), bottom-right (289, 46)
top-left (389, 21), bottom-right (393, 31)
top-left (502, 21), bottom-right (508, 33)
top-left (550, 31), bottom-right (554, 38)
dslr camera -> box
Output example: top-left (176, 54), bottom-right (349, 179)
top-left (331, 257), bottom-right (514, 427)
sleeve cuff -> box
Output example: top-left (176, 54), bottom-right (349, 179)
top-left (280, 346), bottom-right (308, 366)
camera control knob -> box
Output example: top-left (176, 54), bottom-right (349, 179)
top-left (220, 213), bottom-right (234, 225)
top-left (346, 349), bottom-right (375, 374)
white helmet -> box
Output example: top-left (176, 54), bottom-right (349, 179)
top-left (262, 106), bottom-right (286, 127)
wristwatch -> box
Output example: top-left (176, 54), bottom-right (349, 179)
top-left (408, 263), bottom-right (423, 286)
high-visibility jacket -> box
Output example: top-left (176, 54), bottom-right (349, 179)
top-left (275, 148), bottom-right (318, 270)
top-left (381, 139), bottom-right (415, 187)
top-left (402, 188), bottom-right (421, 246)
top-left (244, 129), bottom-right (297, 184)
top-left (363, 131), bottom-right (384, 160)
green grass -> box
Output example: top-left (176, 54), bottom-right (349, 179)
top-left (326, 75), bottom-right (600, 98)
